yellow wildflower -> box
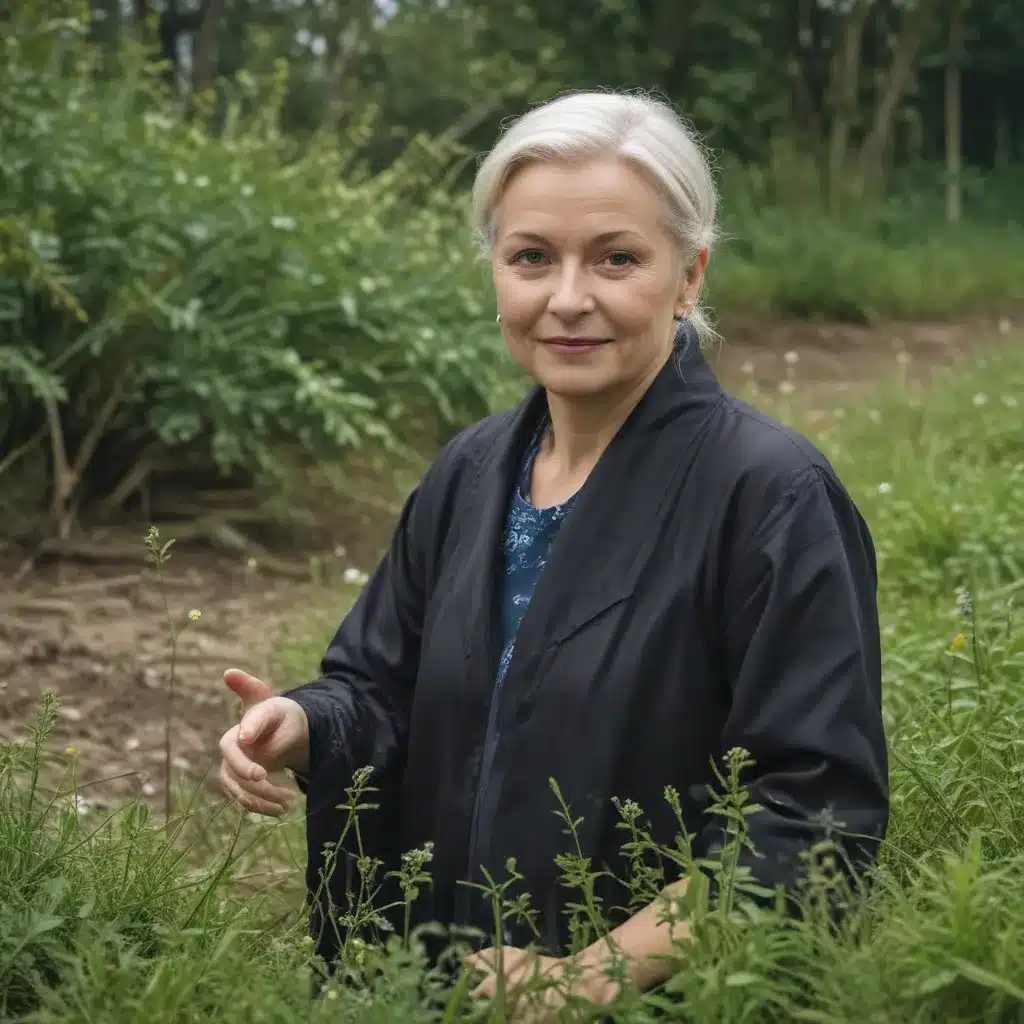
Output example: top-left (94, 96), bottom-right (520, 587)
top-left (951, 633), bottom-right (967, 651)
top-left (65, 745), bottom-right (78, 756)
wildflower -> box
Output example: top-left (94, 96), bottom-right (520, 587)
top-left (65, 745), bottom-right (78, 756)
top-left (896, 350), bottom-right (911, 366)
top-left (173, 169), bottom-right (188, 185)
top-left (951, 633), bottom-right (967, 651)
top-left (188, 608), bottom-right (201, 621)
top-left (326, 989), bottom-right (339, 1001)
top-left (195, 175), bottom-right (210, 188)
top-left (270, 215), bottom-right (296, 231)
top-left (343, 567), bottom-right (370, 585)
top-left (877, 482), bottom-right (892, 494)
top-left (778, 380), bottom-right (795, 395)
top-left (973, 393), bottom-right (988, 407)
top-left (955, 586), bottom-right (973, 619)
top-left (783, 350), bottom-right (799, 365)
top-left (740, 360), bottom-right (755, 375)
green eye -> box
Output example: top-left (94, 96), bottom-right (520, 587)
top-left (515, 251), bottom-right (545, 265)
top-left (607, 252), bottom-right (635, 266)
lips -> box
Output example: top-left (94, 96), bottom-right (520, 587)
top-left (542, 337), bottom-right (610, 352)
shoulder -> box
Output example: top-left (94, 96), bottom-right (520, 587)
top-left (705, 392), bottom-right (845, 497)
top-left (422, 407), bottom-right (519, 490)
top-left (702, 394), bottom-right (869, 553)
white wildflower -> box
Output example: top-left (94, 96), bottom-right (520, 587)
top-left (783, 350), bottom-right (799, 365)
top-left (972, 393), bottom-right (988, 407)
top-left (778, 380), bottom-right (795, 395)
top-left (877, 482), bottom-right (892, 495)
top-left (343, 567), bottom-right (370, 586)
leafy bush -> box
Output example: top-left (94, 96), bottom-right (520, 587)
top-left (0, 5), bottom-right (508, 535)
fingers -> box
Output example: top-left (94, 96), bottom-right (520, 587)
top-left (219, 760), bottom-right (294, 816)
top-left (467, 947), bottom-right (532, 1000)
top-left (223, 668), bottom-right (273, 707)
top-left (219, 724), bottom-right (267, 783)
top-left (237, 699), bottom-right (284, 747)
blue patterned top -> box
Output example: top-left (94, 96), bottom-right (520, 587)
top-left (496, 424), bottom-right (578, 684)
top-left (467, 422), bottom-right (580, 929)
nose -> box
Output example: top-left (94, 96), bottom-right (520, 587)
top-left (546, 262), bottom-right (594, 320)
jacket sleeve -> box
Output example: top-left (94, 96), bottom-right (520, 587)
top-left (279, 470), bottom-right (443, 962)
top-left (281, 478), bottom-right (432, 794)
top-left (700, 464), bottom-right (889, 905)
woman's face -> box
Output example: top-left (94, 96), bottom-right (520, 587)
top-left (492, 156), bottom-right (704, 402)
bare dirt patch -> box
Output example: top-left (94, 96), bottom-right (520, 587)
top-left (0, 316), bottom-right (1014, 816)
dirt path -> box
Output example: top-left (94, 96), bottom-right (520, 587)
top-left (0, 316), bottom-right (1013, 815)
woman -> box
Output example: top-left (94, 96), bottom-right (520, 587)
top-left (217, 90), bottom-right (889, 1013)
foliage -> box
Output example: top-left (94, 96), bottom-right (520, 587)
top-left (0, 5), bottom-right (508, 536)
top-left (3, 3), bottom-right (1024, 541)
top-left (3, 338), bottom-right (1024, 1021)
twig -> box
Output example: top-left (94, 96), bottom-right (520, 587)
top-left (98, 443), bottom-right (160, 513)
top-left (41, 391), bottom-right (73, 539)
top-left (69, 370), bottom-right (129, 486)
top-left (0, 424), bottom-right (46, 480)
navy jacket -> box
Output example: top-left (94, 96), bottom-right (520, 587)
top-left (284, 328), bottom-right (889, 964)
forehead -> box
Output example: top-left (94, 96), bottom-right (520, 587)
top-left (495, 157), bottom-right (668, 239)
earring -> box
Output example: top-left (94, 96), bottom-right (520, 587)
top-left (496, 313), bottom-right (501, 324)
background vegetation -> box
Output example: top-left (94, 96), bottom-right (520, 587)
top-left (2, 0), bottom-right (1023, 544)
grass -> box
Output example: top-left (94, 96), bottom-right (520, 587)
top-left (2, 338), bottom-right (1024, 1022)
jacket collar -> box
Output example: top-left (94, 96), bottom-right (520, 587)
top-left (451, 321), bottom-right (724, 716)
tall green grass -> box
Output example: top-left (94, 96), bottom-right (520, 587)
top-left (2, 341), bottom-right (1023, 1022)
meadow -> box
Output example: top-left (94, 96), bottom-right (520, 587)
top-left (3, 336), bottom-right (1023, 1024)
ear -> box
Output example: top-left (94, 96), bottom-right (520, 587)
top-left (675, 248), bottom-right (709, 316)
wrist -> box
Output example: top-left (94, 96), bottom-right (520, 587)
top-left (281, 698), bottom-right (311, 775)
top-left (574, 940), bottom-right (625, 1003)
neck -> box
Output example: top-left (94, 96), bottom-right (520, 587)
top-left (542, 347), bottom-right (672, 475)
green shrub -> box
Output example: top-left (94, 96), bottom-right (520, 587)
top-left (0, 5), bottom-right (508, 534)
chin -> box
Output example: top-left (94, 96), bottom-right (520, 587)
top-left (532, 365), bottom-right (622, 400)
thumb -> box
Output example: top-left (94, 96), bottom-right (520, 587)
top-left (238, 699), bottom-right (284, 746)
top-left (223, 667), bottom-right (273, 708)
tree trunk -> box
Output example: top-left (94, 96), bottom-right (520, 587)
top-left (856, 0), bottom-right (936, 191)
top-left (322, 19), bottom-right (364, 135)
top-left (945, 0), bottom-right (966, 224)
top-left (826, 0), bottom-right (873, 211)
top-left (192, 0), bottom-right (226, 94)
top-left (994, 98), bottom-right (1012, 170)
top-left (792, 0), bottom-right (824, 156)
top-left (650, 0), bottom-right (701, 74)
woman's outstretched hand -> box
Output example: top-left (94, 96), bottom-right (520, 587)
top-left (218, 668), bottom-right (310, 816)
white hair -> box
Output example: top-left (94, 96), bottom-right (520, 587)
top-left (471, 89), bottom-right (719, 343)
